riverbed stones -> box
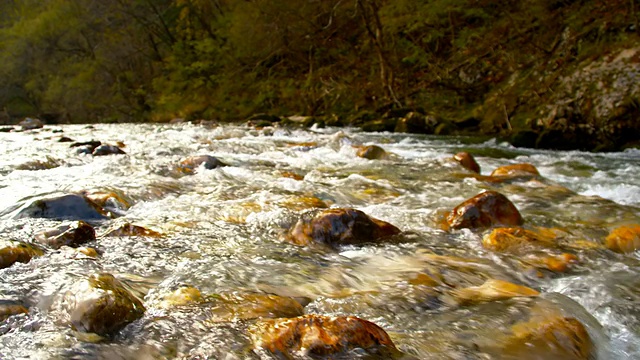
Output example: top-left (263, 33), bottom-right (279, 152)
top-left (250, 315), bottom-right (400, 357)
top-left (446, 191), bottom-right (524, 230)
top-left (57, 273), bottom-right (145, 335)
top-left (284, 208), bottom-right (401, 247)
top-left (0, 240), bottom-right (44, 269)
top-left (355, 145), bottom-right (388, 160)
top-left (453, 151), bottom-right (480, 173)
top-left (208, 292), bottom-right (304, 322)
top-left (13, 193), bottom-right (108, 220)
top-left (35, 221), bottom-right (96, 249)
top-left (605, 224), bottom-right (640, 253)
top-left (178, 155), bottom-right (227, 174)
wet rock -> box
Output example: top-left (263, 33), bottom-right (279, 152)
top-left (83, 190), bottom-right (131, 215)
top-left (92, 144), bottom-right (126, 156)
top-left (101, 223), bottom-right (162, 237)
top-left (501, 316), bottom-right (594, 359)
top-left (522, 253), bottom-right (578, 273)
top-left (394, 112), bottom-right (436, 134)
top-left (56, 273), bottom-right (145, 335)
top-left (178, 155), bottom-right (227, 174)
top-left (453, 151), bottom-right (480, 173)
top-left (70, 140), bottom-right (101, 154)
top-left (12, 193), bottom-right (108, 221)
top-left (446, 191), bottom-right (524, 230)
top-left (605, 224), bottom-right (640, 253)
top-left (19, 117), bottom-right (43, 130)
top-left (0, 301), bottom-right (29, 322)
top-left (453, 279), bottom-right (539, 305)
top-left (490, 163), bottom-right (540, 179)
top-left (156, 287), bottom-right (203, 309)
top-left (250, 315), bottom-right (400, 357)
top-left (35, 221), bottom-right (96, 249)
top-left (284, 208), bottom-right (401, 247)
top-left (58, 136), bottom-right (74, 143)
top-left (0, 240), bottom-right (44, 269)
top-left (355, 145), bottom-right (388, 160)
top-left (482, 227), bottom-right (557, 253)
top-left (14, 156), bottom-right (62, 170)
top-left (207, 292), bottom-right (304, 322)
top-left (278, 196), bottom-right (329, 212)
top-left (0, 126), bottom-right (14, 132)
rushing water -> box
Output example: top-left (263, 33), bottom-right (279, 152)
top-left (1, 123), bottom-right (639, 359)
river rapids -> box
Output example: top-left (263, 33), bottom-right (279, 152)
top-left (0, 123), bottom-right (639, 359)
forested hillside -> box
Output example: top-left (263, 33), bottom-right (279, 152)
top-left (1, 0), bottom-right (639, 150)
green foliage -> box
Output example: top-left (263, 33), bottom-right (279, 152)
top-left (0, 0), bottom-right (638, 125)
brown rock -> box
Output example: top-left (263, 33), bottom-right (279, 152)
top-left (0, 301), bottom-right (29, 321)
top-left (490, 163), bottom-right (540, 178)
top-left (356, 145), bottom-right (388, 160)
top-left (58, 273), bottom-right (145, 335)
top-left (453, 152), bottom-right (480, 173)
top-left (285, 208), bottom-right (401, 247)
top-left (454, 279), bottom-right (539, 305)
top-left (605, 224), bottom-right (640, 253)
top-left (101, 223), bottom-right (162, 237)
top-left (35, 221), bottom-right (96, 249)
top-left (482, 227), bottom-right (557, 253)
top-left (208, 292), bottom-right (304, 322)
top-left (446, 191), bottom-right (524, 230)
top-left (0, 241), bottom-right (44, 269)
top-left (92, 144), bottom-right (126, 156)
top-left (178, 155), bottom-right (227, 174)
top-left (502, 316), bottom-right (594, 359)
top-left (250, 315), bottom-right (399, 357)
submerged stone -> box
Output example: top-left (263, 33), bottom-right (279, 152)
top-left (57, 273), bottom-right (145, 335)
top-left (446, 191), bottom-right (524, 230)
top-left (35, 221), bottom-right (96, 249)
top-left (207, 292), bottom-right (304, 322)
top-left (482, 227), bottom-right (557, 253)
top-left (453, 279), bottom-right (540, 305)
top-left (101, 223), bottom-right (162, 237)
top-left (250, 315), bottom-right (400, 357)
top-left (284, 208), bottom-right (401, 247)
top-left (605, 224), bottom-right (640, 253)
top-left (453, 151), bottom-right (481, 173)
top-left (0, 240), bottom-right (44, 269)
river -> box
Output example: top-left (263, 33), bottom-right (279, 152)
top-left (1, 123), bottom-right (639, 359)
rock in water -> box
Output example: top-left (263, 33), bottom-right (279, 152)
top-left (35, 221), bottom-right (96, 249)
top-left (0, 300), bottom-right (29, 321)
top-left (56, 273), bottom-right (145, 335)
top-left (605, 224), bottom-right (640, 253)
top-left (284, 208), bottom-right (401, 247)
top-left (490, 163), bottom-right (540, 179)
top-left (453, 151), bottom-right (481, 173)
top-left (92, 144), bottom-right (126, 156)
top-left (18, 117), bottom-right (44, 130)
top-left (250, 315), bottom-right (400, 357)
top-left (178, 155), bottom-right (227, 174)
top-left (356, 145), bottom-right (388, 160)
top-left (12, 194), bottom-right (108, 221)
top-left (0, 240), bottom-right (43, 269)
top-left (447, 191), bottom-right (524, 230)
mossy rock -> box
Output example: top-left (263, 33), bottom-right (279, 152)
top-left (59, 273), bottom-right (146, 335)
top-left (0, 240), bottom-right (44, 269)
top-left (360, 119), bottom-right (396, 132)
top-left (509, 130), bottom-right (539, 149)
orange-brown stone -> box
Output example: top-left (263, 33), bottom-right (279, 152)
top-left (35, 221), bottom-right (96, 249)
top-left (490, 163), bottom-right (540, 178)
top-left (101, 223), bottom-right (162, 237)
top-left (503, 316), bottom-right (594, 359)
top-left (356, 145), bottom-right (388, 160)
top-left (454, 279), bottom-right (539, 304)
top-left (605, 224), bottom-right (640, 253)
top-left (482, 227), bottom-right (556, 253)
top-left (208, 293), bottom-right (304, 322)
top-left (0, 302), bottom-right (28, 321)
top-left (453, 152), bottom-right (480, 173)
top-left (285, 208), bottom-right (401, 247)
top-left (250, 315), bottom-right (399, 357)
top-left (446, 191), bottom-right (524, 230)
top-left (0, 241), bottom-right (44, 269)
top-left (178, 155), bottom-right (227, 174)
